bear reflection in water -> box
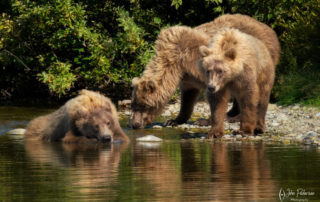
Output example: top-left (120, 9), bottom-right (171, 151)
top-left (24, 139), bottom-right (276, 200)
top-left (24, 139), bottom-right (129, 195)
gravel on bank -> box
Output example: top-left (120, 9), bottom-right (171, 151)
top-left (121, 101), bottom-right (320, 146)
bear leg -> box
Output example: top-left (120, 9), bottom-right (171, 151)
top-left (166, 88), bottom-right (200, 126)
top-left (207, 88), bottom-right (230, 138)
top-left (237, 88), bottom-right (259, 136)
top-left (255, 86), bottom-right (272, 134)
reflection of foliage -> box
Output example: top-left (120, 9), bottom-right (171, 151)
top-left (1, 0), bottom-right (319, 105)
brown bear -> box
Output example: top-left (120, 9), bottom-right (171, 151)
top-left (25, 89), bottom-right (129, 143)
top-left (199, 28), bottom-right (275, 137)
top-left (129, 14), bottom-right (280, 129)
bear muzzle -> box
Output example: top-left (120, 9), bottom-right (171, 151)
top-left (100, 134), bottom-right (112, 143)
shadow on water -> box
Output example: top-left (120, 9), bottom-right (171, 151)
top-left (0, 106), bottom-right (320, 201)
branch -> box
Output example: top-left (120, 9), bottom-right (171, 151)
top-left (2, 49), bottom-right (31, 71)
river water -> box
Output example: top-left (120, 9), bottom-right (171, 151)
top-left (0, 106), bottom-right (319, 201)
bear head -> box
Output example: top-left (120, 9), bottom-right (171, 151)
top-left (199, 28), bottom-right (243, 93)
top-left (71, 107), bottom-right (116, 143)
top-left (129, 77), bottom-right (160, 129)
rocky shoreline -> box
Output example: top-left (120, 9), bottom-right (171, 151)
top-left (120, 101), bottom-right (320, 146)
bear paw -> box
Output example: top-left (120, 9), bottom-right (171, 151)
top-left (165, 119), bottom-right (180, 126)
top-left (208, 129), bottom-right (224, 138)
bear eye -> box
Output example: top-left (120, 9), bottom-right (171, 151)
top-left (106, 121), bottom-right (110, 126)
top-left (216, 69), bottom-right (222, 74)
top-left (206, 70), bottom-right (210, 75)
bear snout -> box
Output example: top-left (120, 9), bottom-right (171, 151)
top-left (100, 134), bottom-right (112, 143)
top-left (129, 112), bottom-right (144, 129)
top-left (132, 122), bottom-right (142, 129)
top-left (207, 85), bottom-right (216, 93)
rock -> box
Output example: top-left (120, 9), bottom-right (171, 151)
top-left (6, 128), bottom-right (26, 135)
top-left (136, 135), bottom-right (163, 142)
top-left (271, 121), bottom-right (280, 127)
top-left (178, 124), bottom-right (190, 130)
top-left (277, 113), bottom-right (288, 121)
top-left (316, 113), bottom-right (320, 118)
top-left (235, 134), bottom-right (242, 140)
top-left (295, 134), bottom-right (305, 142)
top-left (125, 111), bottom-right (131, 116)
top-left (152, 125), bottom-right (163, 129)
top-left (268, 104), bottom-right (279, 111)
top-left (222, 134), bottom-right (232, 139)
top-left (292, 105), bottom-right (300, 110)
top-left (303, 137), bottom-right (313, 145)
top-left (306, 131), bottom-right (316, 137)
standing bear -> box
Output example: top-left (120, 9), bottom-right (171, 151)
top-left (129, 14), bottom-right (280, 129)
top-left (25, 89), bottom-right (129, 143)
top-left (199, 28), bottom-right (275, 137)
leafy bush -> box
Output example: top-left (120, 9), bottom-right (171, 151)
top-left (0, 0), bottom-right (319, 106)
top-left (0, 0), bottom-right (158, 98)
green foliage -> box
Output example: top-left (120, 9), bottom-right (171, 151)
top-left (0, 0), bottom-right (319, 105)
top-left (0, 0), bottom-right (159, 98)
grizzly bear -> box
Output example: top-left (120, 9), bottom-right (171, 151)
top-left (129, 14), bottom-right (280, 129)
top-left (25, 90), bottom-right (129, 143)
top-left (199, 28), bottom-right (275, 137)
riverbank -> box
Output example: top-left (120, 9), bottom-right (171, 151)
top-left (120, 101), bottom-right (320, 146)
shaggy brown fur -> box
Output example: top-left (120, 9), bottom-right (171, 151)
top-left (129, 14), bottom-right (280, 129)
top-left (25, 90), bottom-right (129, 143)
top-left (199, 28), bottom-right (275, 137)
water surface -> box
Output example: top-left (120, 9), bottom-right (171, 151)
top-left (0, 107), bottom-right (319, 201)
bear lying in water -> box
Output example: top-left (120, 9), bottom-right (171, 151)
top-left (25, 90), bottom-right (129, 143)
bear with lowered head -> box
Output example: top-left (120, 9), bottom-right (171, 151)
top-left (25, 90), bottom-right (129, 143)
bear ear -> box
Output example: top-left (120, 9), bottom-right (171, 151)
top-left (70, 108), bottom-right (88, 120)
top-left (103, 102), bottom-right (112, 112)
top-left (131, 77), bottom-right (140, 87)
top-left (224, 48), bottom-right (236, 60)
top-left (142, 80), bottom-right (156, 94)
top-left (199, 46), bottom-right (211, 57)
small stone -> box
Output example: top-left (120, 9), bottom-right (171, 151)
top-left (277, 113), bottom-right (288, 121)
top-left (152, 125), bottom-right (163, 129)
top-left (6, 128), bottom-right (26, 135)
top-left (292, 105), bottom-right (300, 110)
top-left (268, 104), bottom-right (279, 111)
top-left (316, 113), bottom-right (320, 118)
top-left (295, 134), bottom-right (305, 142)
top-left (178, 124), bottom-right (190, 130)
top-left (125, 111), bottom-right (131, 116)
top-left (222, 134), bottom-right (231, 139)
top-left (271, 121), bottom-right (280, 127)
top-left (282, 138), bottom-right (291, 145)
top-left (235, 134), bottom-right (242, 140)
top-left (303, 137), bottom-right (313, 145)
top-left (306, 131), bottom-right (316, 137)
top-left (136, 135), bottom-right (163, 142)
